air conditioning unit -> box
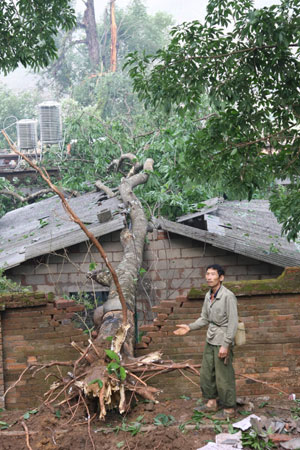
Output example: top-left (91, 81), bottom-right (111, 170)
top-left (16, 119), bottom-right (38, 150)
top-left (38, 101), bottom-right (62, 144)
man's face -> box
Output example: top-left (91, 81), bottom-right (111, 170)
top-left (205, 268), bottom-right (224, 289)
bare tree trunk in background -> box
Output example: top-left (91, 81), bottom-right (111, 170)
top-left (110, 0), bottom-right (117, 72)
top-left (83, 0), bottom-right (100, 69)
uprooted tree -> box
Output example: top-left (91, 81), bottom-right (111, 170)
top-left (2, 132), bottom-right (200, 425)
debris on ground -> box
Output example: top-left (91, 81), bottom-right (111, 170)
top-left (1, 396), bottom-right (300, 449)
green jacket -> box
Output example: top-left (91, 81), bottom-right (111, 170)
top-left (188, 284), bottom-right (238, 348)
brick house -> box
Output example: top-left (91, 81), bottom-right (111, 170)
top-left (1, 194), bottom-right (299, 324)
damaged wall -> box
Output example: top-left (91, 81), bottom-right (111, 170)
top-left (0, 292), bottom-right (88, 410)
top-left (135, 267), bottom-right (300, 400)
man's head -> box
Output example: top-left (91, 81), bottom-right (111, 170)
top-left (205, 264), bottom-right (225, 290)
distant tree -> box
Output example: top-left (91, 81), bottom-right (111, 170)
top-left (44, 0), bottom-right (173, 97)
top-left (126, 0), bottom-right (300, 240)
top-left (0, 0), bottom-right (76, 74)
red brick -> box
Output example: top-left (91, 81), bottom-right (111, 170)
top-left (157, 313), bottom-right (168, 321)
top-left (135, 342), bottom-right (148, 349)
top-left (54, 299), bottom-right (76, 309)
top-left (139, 325), bottom-right (159, 332)
top-left (64, 305), bottom-right (84, 312)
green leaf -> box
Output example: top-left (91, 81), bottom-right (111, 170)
top-left (119, 366), bottom-right (127, 381)
top-left (105, 336), bottom-right (113, 342)
top-left (105, 350), bottom-right (120, 363)
top-left (89, 262), bottom-right (97, 271)
top-left (107, 361), bottom-right (120, 374)
top-left (55, 410), bottom-right (61, 419)
top-left (139, 268), bottom-right (147, 275)
top-left (116, 442), bottom-right (125, 449)
top-left (23, 412), bottom-right (30, 420)
top-left (154, 413), bottom-right (175, 427)
top-left (88, 378), bottom-right (103, 389)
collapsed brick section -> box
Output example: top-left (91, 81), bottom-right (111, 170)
top-left (135, 268), bottom-right (300, 400)
top-left (0, 292), bottom-right (88, 410)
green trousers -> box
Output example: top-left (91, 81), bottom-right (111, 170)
top-left (200, 342), bottom-right (236, 408)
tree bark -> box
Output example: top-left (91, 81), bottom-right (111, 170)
top-left (82, 159), bottom-right (154, 418)
top-left (93, 160), bottom-right (153, 351)
top-left (83, 0), bottom-right (100, 69)
top-left (110, 0), bottom-right (117, 72)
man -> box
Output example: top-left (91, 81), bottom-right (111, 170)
top-left (174, 264), bottom-right (238, 418)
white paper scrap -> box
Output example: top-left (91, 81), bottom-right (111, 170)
top-left (216, 431), bottom-right (243, 449)
top-left (232, 414), bottom-right (261, 431)
top-left (197, 443), bottom-right (240, 450)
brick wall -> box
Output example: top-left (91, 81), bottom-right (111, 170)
top-left (0, 292), bottom-right (88, 409)
top-left (0, 308), bottom-right (4, 408)
top-left (135, 268), bottom-right (300, 400)
top-left (6, 230), bottom-right (283, 324)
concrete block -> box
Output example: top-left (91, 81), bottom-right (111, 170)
top-left (158, 249), bottom-right (181, 259)
top-left (149, 240), bottom-right (170, 250)
top-left (153, 281), bottom-right (167, 289)
top-left (170, 259), bottom-right (193, 269)
top-left (152, 260), bottom-right (169, 270)
top-left (192, 257), bottom-right (215, 267)
top-left (181, 247), bottom-right (208, 258)
top-left (180, 268), bottom-right (201, 279)
top-left (225, 265), bottom-right (248, 276)
top-left (24, 275), bottom-right (46, 285)
top-left (112, 252), bottom-right (123, 262)
top-left (170, 279), bottom-right (192, 289)
top-left (143, 250), bottom-right (156, 261)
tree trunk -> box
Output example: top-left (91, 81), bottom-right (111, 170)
top-left (83, 0), bottom-right (100, 69)
top-left (82, 158), bottom-right (154, 418)
top-left (110, 0), bottom-right (117, 72)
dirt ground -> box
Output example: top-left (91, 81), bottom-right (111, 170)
top-left (1, 395), bottom-right (299, 450)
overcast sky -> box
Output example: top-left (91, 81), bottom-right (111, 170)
top-left (1, 0), bottom-right (280, 90)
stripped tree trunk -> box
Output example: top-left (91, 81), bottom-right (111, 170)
top-left (110, 0), bottom-right (117, 72)
top-left (82, 157), bottom-right (156, 418)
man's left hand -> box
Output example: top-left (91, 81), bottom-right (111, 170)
top-left (218, 346), bottom-right (229, 359)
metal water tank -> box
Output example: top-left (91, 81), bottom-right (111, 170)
top-left (16, 119), bottom-right (38, 150)
top-left (38, 101), bottom-right (62, 144)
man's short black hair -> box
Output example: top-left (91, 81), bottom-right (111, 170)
top-left (206, 264), bottom-right (225, 277)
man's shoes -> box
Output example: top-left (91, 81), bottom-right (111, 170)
top-left (194, 404), bottom-right (218, 413)
top-left (212, 409), bottom-right (236, 419)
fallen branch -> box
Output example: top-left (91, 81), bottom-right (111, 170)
top-left (21, 421), bottom-right (33, 450)
top-left (236, 372), bottom-right (290, 396)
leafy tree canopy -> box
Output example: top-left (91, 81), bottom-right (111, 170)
top-left (126, 0), bottom-right (300, 240)
top-left (43, 98), bottom-right (219, 219)
top-left (0, 0), bottom-right (76, 74)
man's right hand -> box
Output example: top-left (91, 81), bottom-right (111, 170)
top-left (173, 324), bottom-right (190, 335)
